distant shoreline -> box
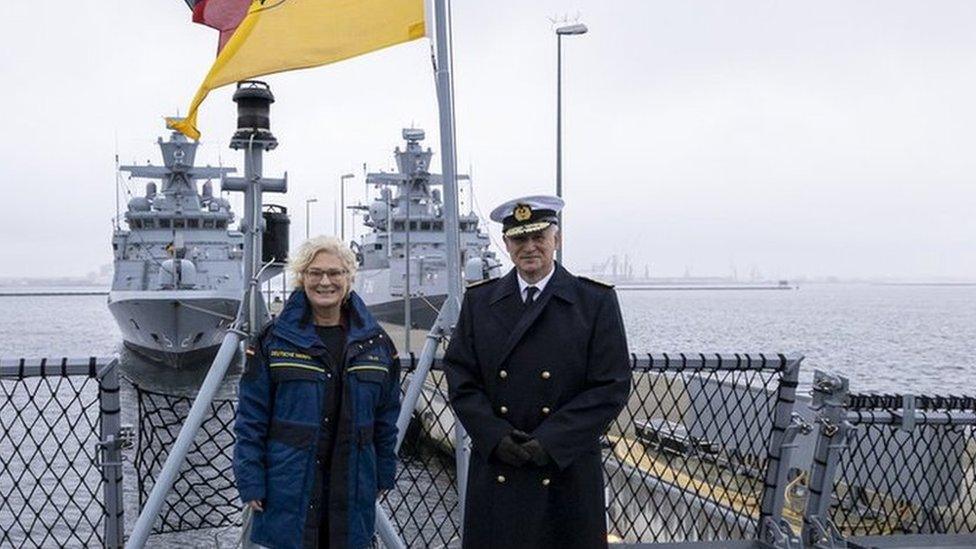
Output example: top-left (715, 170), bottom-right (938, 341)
top-left (871, 282), bottom-right (976, 287)
top-left (615, 284), bottom-right (796, 291)
top-left (0, 290), bottom-right (109, 297)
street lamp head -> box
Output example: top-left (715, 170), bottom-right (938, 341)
top-left (556, 23), bottom-right (588, 36)
top-left (341, 173), bottom-right (355, 179)
top-left (306, 198), bottom-right (318, 203)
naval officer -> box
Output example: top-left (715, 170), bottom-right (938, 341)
top-left (444, 195), bottom-right (631, 549)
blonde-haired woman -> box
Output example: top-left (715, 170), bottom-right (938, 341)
top-left (234, 236), bottom-right (401, 549)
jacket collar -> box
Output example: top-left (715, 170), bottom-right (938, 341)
top-left (272, 290), bottom-right (381, 351)
top-left (546, 263), bottom-right (577, 304)
top-left (490, 263), bottom-right (576, 305)
top-left (489, 268), bottom-right (519, 305)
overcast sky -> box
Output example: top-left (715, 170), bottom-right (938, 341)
top-left (2, 1), bottom-right (975, 280)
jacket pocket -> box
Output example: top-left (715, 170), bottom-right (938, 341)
top-left (269, 365), bottom-right (324, 423)
top-left (269, 417), bottom-right (317, 448)
top-left (357, 424), bottom-right (374, 449)
top-left (265, 419), bottom-right (316, 520)
top-left (354, 434), bottom-right (379, 525)
top-left (349, 366), bottom-right (387, 424)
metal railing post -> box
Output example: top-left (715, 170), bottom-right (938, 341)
top-left (803, 370), bottom-right (853, 548)
top-left (375, 505), bottom-right (404, 549)
top-left (98, 359), bottom-right (126, 549)
top-left (129, 81), bottom-right (286, 549)
top-left (375, 305), bottom-right (452, 548)
top-left (759, 355), bottom-right (807, 547)
top-left (126, 330), bottom-right (245, 548)
top-left (454, 419), bottom-right (471, 538)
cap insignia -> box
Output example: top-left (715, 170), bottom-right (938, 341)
top-left (513, 204), bottom-right (532, 222)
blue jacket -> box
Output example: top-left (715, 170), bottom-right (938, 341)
top-left (234, 290), bottom-right (401, 549)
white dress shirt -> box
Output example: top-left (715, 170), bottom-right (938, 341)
top-left (517, 266), bottom-right (555, 303)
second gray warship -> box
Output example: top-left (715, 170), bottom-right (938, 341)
top-left (353, 128), bottom-right (501, 328)
top-left (108, 129), bottom-right (242, 367)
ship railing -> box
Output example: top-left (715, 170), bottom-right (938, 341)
top-left (803, 369), bottom-right (976, 548)
top-left (0, 357), bottom-right (125, 549)
top-left (5, 354), bottom-right (976, 548)
top-left (124, 352), bottom-right (808, 548)
top-left (604, 353), bottom-right (805, 546)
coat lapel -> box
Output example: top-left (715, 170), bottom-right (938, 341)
top-left (492, 264), bottom-right (576, 369)
top-left (488, 269), bottom-right (522, 330)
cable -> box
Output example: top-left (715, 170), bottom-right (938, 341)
top-left (468, 180), bottom-right (507, 257)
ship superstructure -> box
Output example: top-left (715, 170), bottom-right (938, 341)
top-left (354, 128), bottom-right (501, 327)
top-left (108, 129), bottom-right (242, 367)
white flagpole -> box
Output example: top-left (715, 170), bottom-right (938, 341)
top-left (429, 0), bottom-right (473, 538)
top-left (375, 1), bottom-right (468, 546)
top-left (432, 0), bottom-right (463, 313)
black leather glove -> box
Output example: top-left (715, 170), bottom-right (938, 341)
top-left (494, 433), bottom-right (531, 467)
top-left (510, 429), bottom-right (550, 466)
top-left (520, 439), bottom-right (551, 466)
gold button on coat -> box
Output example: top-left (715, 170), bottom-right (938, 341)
top-left (499, 370), bottom-right (508, 379)
top-left (541, 371), bottom-right (551, 379)
top-left (499, 406), bottom-right (509, 414)
top-left (541, 478), bottom-right (551, 486)
top-left (541, 407), bottom-right (551, 415)
top-left (497, 475), bottom-right (506, 483)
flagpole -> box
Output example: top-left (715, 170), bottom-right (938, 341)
top-left (430, 0), bottom-right (475, 538)
top-left (433, 0), bottom-right (462, 314)
top-left (375, 2), bottom-right (469, 546)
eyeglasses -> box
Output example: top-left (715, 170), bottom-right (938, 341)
top-left (304, 268), bottom-right (349, 283)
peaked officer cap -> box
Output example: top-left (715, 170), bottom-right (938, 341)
top-left (489, 195), bottom-right (564, 237)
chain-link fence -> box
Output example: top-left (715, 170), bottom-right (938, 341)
top-left (0, 358), bottom-right (123, 549)
top-left (134, 385), bottom-right (240, 535)
top-left (126, 358), bottom-right (976, 549)
top-left (9, 355), bottom-right (975, 548)
top-left (605, 354), bottom-right (801, 544)
top-left (385, 354), bottom-right (804, 546)
top-left (129, 354), bottom-right (802, 548)
top-left (130, 367), bottom-right (466, 547)
top-left (835, 395), bottom-right (976, 537)
top-left (380, 367), bottom-right (462, 548)
top-left (805, 371), bottom-right (976, 547)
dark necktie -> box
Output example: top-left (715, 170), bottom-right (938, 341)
top-left (523, 286), bottom-right (539, 309)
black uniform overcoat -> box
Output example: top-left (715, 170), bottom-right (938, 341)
top-left (444, 264), bottom-right (631, 549)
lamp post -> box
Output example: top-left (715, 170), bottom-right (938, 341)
top-left (304, 197), bottom-right (318, 239)
top-left (339, 173), bottom-right (355, 242)
top-left (555, 22), bottom-right (587, 265)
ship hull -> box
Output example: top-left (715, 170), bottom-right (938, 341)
top-left (367, 294), bottom-right (447, 329)
top-left (355, 268), bottom-right (447, 329)
top-left (107, 290), bottom-right (240, 369)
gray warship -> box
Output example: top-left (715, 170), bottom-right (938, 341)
top-left (108, 129), bottom-right (242, 367)
top-left (353, 128), bottom-right (501, 328)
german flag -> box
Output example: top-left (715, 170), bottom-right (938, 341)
top-left (185, 0), bottom-right (250, 53)
top-left (169, 0), bottom-right (426, 140)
